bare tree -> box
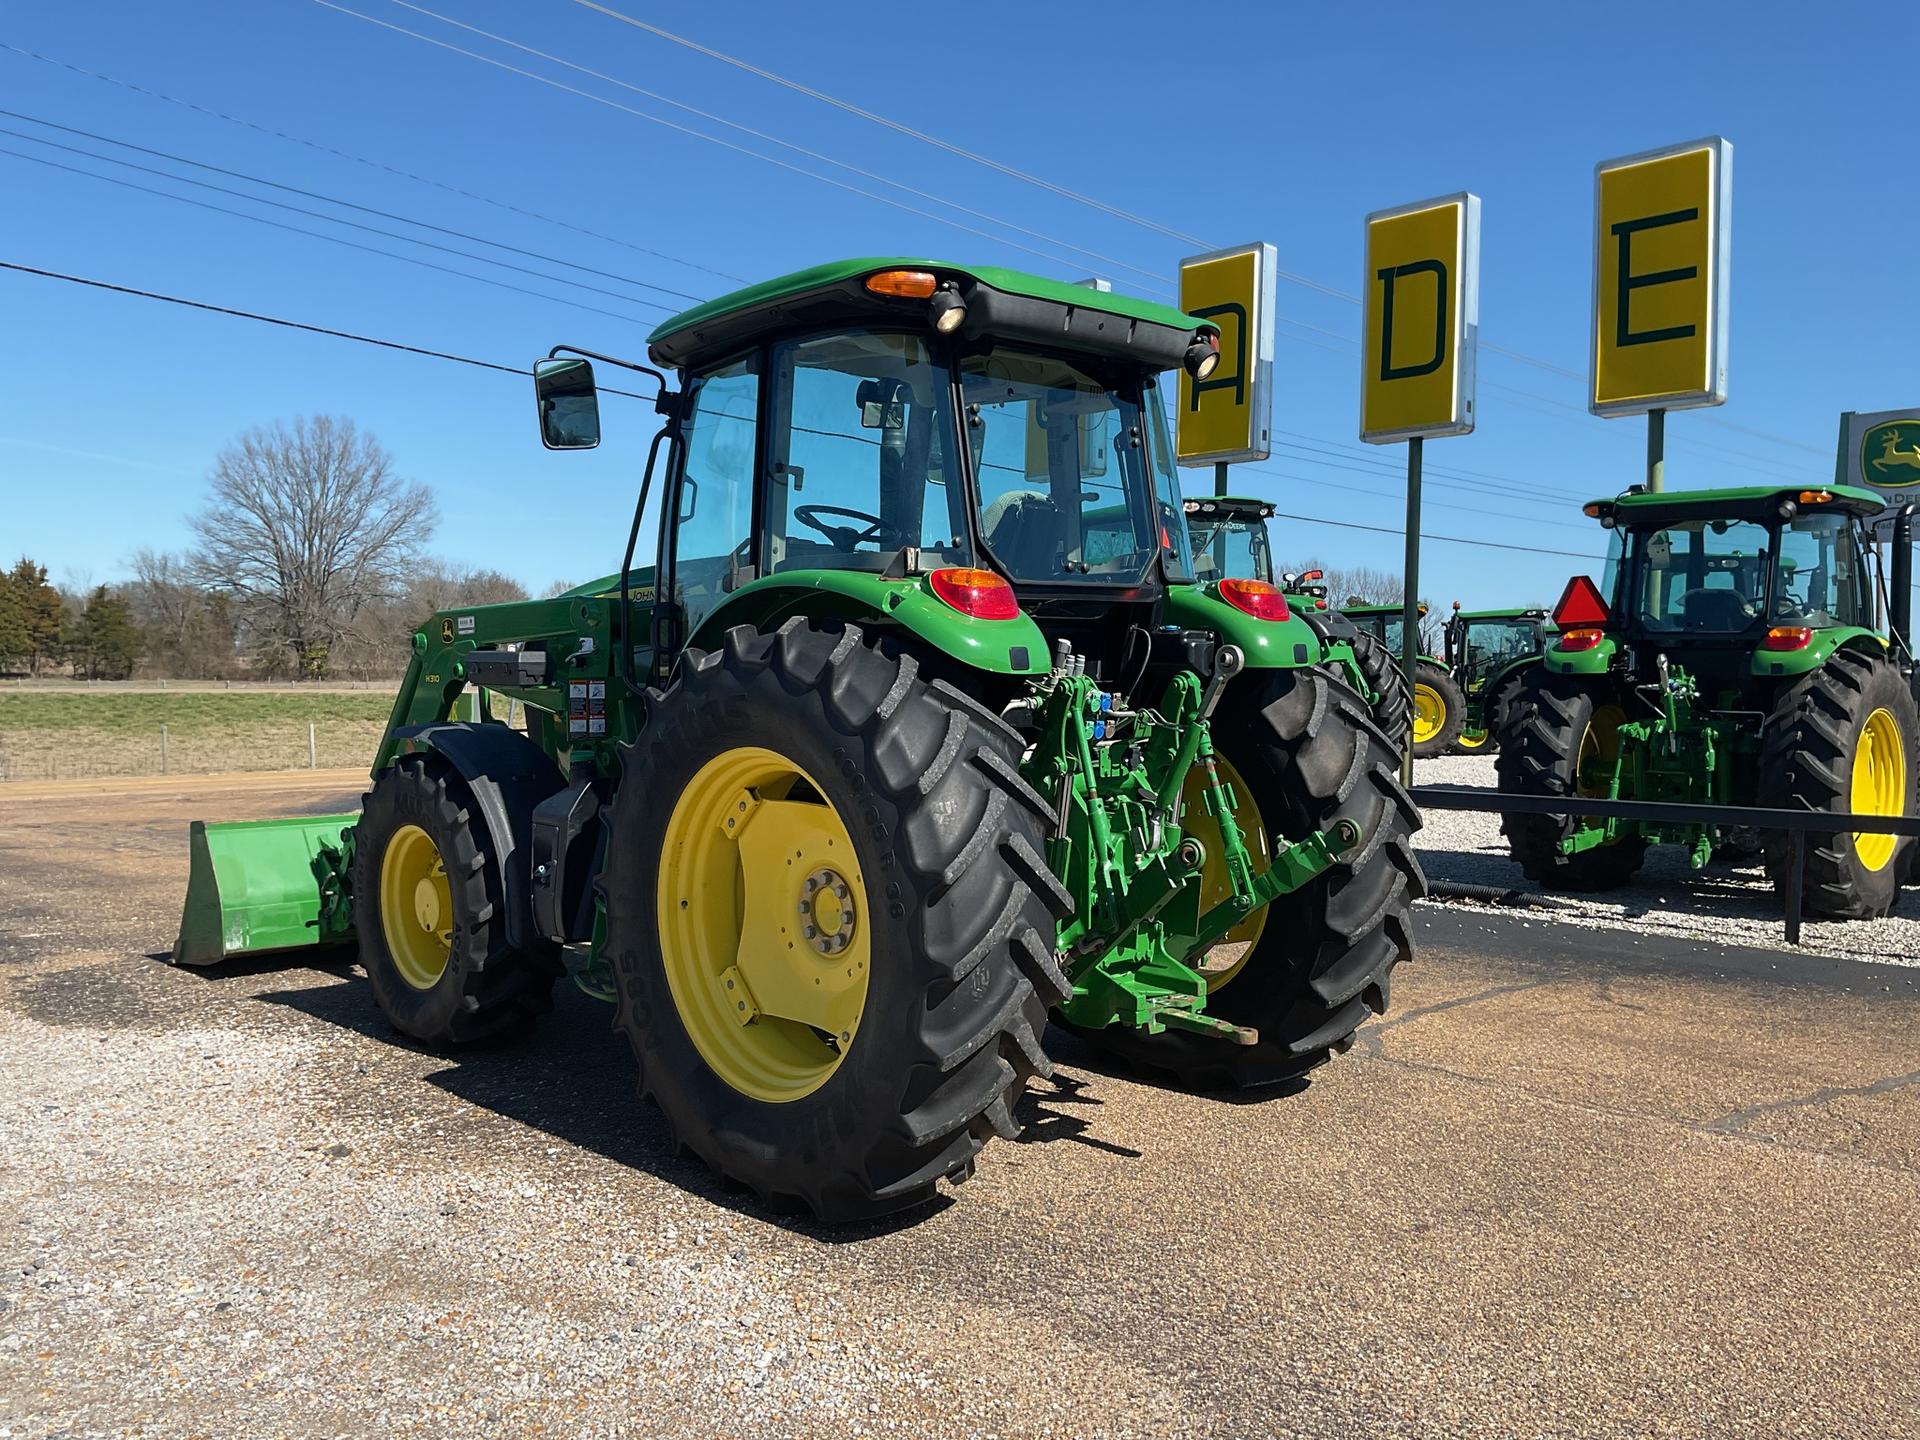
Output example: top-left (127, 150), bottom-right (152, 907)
top-left (128, 548), bottom-right (240, 678)
top-left (189, 417), bottom-right (435, 678)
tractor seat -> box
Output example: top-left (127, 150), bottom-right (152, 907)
top-left (1679, 587), bottom-right (1754, 629)
top-left (982, 489), bottom-right (1062, 576)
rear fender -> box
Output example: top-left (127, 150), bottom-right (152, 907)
top-left (1161, 583), bottom-right (1323, 668)
top-left (688, 570), bottom-right (1049, 675)
top-left (388, 722), bottom-right (567, 952)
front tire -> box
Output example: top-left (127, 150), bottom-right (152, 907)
top-left (1071, 669), bottom-right (1423, 1088)
top-left (600, 620), bottom-right (1070, 1222)
top-left (1760, 649), bottom-right (1918, 919)
top-left (1496, 671), bottom-right (1646, 889)
top-left (1348, 629), bottom-right (1412, 755)
top-left (353, 760), bottom-right (557, 1044)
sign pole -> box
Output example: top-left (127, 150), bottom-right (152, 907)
top-left (1400, 436), bottom-right (1424, 786)
top-left (1214, 461), bottom-right (1228, 497)
top-left (1646, 407), bottom-right (1666, 493)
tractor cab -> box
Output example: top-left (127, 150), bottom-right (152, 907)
top-left (536, 258), bottom-right (1323, 697)
top-left (1444, 604), bottom-right (1551, 751)
top-left (1183, 495), bottom-right (1277, 586)
top-left (1566, 485), bottom-right (1890, 685)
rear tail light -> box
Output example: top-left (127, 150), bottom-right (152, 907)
top-left (1557, 628), bottom-right (1606, 652)
top-left (928, 566), bottom-right (1018, 620)
top-left (1762, 625), bottom-right (1813, 651)
top-left (1217, 577), bottom-right (1290, 622)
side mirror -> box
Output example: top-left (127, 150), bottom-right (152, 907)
top-left (534, 357), bottom-right (601, 450)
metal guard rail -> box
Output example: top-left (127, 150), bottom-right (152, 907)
top-left (1409, 785), bottom-right (1920, 945)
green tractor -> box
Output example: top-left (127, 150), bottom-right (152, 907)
top-left (1443, 604), bottom-right (1552, 753)
top-left (1181, 494), bottom-right (1411, 750)
top-left (1340, 603), bottom-right (1463, 758)
top-left (1498, 483), bottom-right (1917, 918)
top-left (173, 259), bottom-right (1422, 1220)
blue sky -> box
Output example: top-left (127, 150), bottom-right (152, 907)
top-left (3, 0), bottom-right (1914, 607)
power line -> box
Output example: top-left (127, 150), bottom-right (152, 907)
top-left (0, 119), bottom-right (686, 312)
top-left (0, 144), bottom-right (661, 326)
top-left (0, 40), bottom-right (747, 285)
top-left (1266, 508), bottom-right (1600, 561)
top-left (309, 0), bottom-right (1150, 284)
top-left (380, 0), bottom-right (1170, 292)
top-left (558, 0), bottom-right (1827, 463)
top-left (0, 258), bottom-right (1614, 569)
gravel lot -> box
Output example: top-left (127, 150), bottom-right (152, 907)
top-left (4, 772), bottom-right (1918, 1438)
top-left (1411, 754), bottom-right (1920, 966)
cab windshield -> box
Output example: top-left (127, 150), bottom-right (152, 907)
top-left (1610, 512), bottom-right (1873, 635)
top-left (1451, 617), bottom-right (1539, 685)
top-left (1188, 516), bottom-right (1272, 585)
top-left (961, 348), bottom-right (1193, 586)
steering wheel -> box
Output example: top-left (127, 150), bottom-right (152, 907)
top-left (793, 504), bottom-right (889, 550)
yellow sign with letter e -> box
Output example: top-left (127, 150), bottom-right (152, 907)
top-left (1590, 137), bottom-right (1731, 416)
top-left (1361, 193), bottom-right (1479, 444)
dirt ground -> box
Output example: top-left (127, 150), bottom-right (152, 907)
top-left (3, 771), bottom-right (1918, 1439)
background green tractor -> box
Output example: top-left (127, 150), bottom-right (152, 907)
top-left (1182, 494), bottom-right (1411, 751)
top-left (1498, 484), bottom-right (1917, 918)
top-left (1341, 603), bottom-right (1463, 758)
top-left (1443, 604), bottom-right (1552, 753)
top-left (173, 260), bottom-right (1422, 1221)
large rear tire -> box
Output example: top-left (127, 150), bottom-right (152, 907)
top-left (353, 760), bottom-right (558, 1044)
top-left (1496, 671), bottom-right (1647, 889)
top-left (1348, 629), bottom-right (1412, 756)
top-left (599, 620), bottom-right (1070, 1222)
top-left (1411, 660), bottom-right (1466, 758)
top-left (1068, 669), bottom-right (1423, 1088)
top-left (1760, 649), bottom-right (1918, 919)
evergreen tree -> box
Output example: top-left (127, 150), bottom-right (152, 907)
top-left (68, 586), bottom-right (144, 679)
top-left (6, 558), bottom-right (64, 675)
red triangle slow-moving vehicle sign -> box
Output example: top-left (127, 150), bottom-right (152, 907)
top-left (1552, 574), bottom-right (1610, 628)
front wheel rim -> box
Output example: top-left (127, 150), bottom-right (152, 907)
top-left (1412, 684), bottom-right (1444, 743)
top-left (379, 824), bottom-right (454, 990)
top-left (1852, 707), bottom-right (1906, 872)
top-left (657, 746), bottom-right (871, 1103)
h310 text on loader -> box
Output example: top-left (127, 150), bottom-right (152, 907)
top-left (174, 260), bottom-right (1424, 1221)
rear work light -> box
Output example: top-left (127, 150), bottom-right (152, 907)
top-left (1217, 577), bottom-right (1290, 622)
top-left (1552, 573), bottom-right (1610, 629)
top-left (1557, 628), bottom-right (1606, 652)
top-left (928, 566), bottom-right (1018, 620)
top-left (1762, 625), bottom-right (1814, 651)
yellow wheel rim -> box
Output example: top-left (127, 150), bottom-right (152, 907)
top-left (1575, 704), bottom-right (1627, 798)
top-left (1412, 684), bottom-right (1444, 744)
top-left (379, 824), bottom-right (453, 990)
top-left (1180, 751), bottom-right (1271, 995)
top-left (1851, 707), bottom-right (1906, 872)
top-left (1456, 728), bottom-right (1490, 751)
top-left (657, 746), bottom-right (870, 1104)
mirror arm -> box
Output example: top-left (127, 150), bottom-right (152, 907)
top-left (547, 343), bottom-right (672, 403)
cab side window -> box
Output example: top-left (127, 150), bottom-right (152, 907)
top-left (672, 356), bottom-right (760, 640)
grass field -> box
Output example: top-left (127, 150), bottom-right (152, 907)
top-left (0, 690), bottom-right (398, 780)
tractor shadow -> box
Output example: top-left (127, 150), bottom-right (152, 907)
top-left (243, 964), bottom-right (1168, 1238)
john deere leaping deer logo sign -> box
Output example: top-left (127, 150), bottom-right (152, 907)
top-left (1863, 419), bottom-right (1920, 489)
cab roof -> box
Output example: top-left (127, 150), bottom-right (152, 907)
top-left (1452, 606), bottom-right (1548, 622)
top-left (1183, 494), bottom-right (1275, 520)
top-left (1585, 484), bottom-right (1887, 525)
top-left (647, 257), bottom-right (1217, 372)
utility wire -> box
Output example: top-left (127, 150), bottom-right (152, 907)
top-left (309, 0), bottom-right (1147, 283)
top-left (0, 259), bottom-right (656, 400)
top-left (0, 146), bottom-right (658, 326)
top-left (0, 121), bottom-right (682, 313)
top-left (0, 40), bottom-right (747, 285)
top-left (0, 258), bottom-right (1611, 567)
top-left (381, 0), bottom-right (1169, 290)
top-left (0, 108), bottom-right (703, 301)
